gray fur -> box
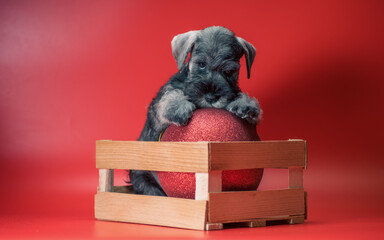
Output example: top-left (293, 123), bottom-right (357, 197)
top-left (171, 30), bottom-right (200, 69)
top-left (130, 26), bottom-right (262, 196)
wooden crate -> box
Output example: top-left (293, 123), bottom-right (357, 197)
top-left (95, 140), bottom-right (307, 230)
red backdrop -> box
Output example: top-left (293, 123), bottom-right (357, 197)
top-left (1, 0), bottom-right (383, 239)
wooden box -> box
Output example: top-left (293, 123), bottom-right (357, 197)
top-left (95, 140), bottom-right (307, 230)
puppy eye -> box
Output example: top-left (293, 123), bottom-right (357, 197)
top-left (198, 62), bottom-right (207, 69)
top-left (224, 70), bottom-right (235, 76)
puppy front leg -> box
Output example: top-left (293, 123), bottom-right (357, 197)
top-left (129, 170), bottom-right (166, 196)
top-left (155, 89), bottom-right (196, 127)
top-left (131, 89), bottom-right (196, 196)
top-left (226, 92), bottom-right (262, 125)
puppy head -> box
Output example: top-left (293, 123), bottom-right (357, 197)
top-left (171, 26), bottom-right (256, 108)
top-left (171, 26), bottom-right (256, 79)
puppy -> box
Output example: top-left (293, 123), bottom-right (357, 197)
top-left (130, 26), bottom-right (262, 196)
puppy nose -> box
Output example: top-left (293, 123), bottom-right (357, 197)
top-left (205, 93), bottom-right (220, 103)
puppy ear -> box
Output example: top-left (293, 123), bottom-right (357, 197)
top-left (171, 30), bottom-right (200, 70)
top-left (236, 37), bottom-right (256, 79)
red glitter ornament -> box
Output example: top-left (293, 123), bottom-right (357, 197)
top-left (157, 108), bottom-right (264, 199)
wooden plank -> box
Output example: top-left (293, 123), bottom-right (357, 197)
top-left (95, 192), bottom-right (207, 230)
top-left (223, 215), bottom-right (306, 228)
top-left (208, 171), bottom-right (222, 193)
top-left (205, 223), bottom-right (223, 230)
top-left (195, 171), bottom-right (222, 200)
top-left (209, 141), bottom-right (307, 170)
top-left (96, 140), bottom-right (209, 172)
top-left (98, 169), bottom-right (114, 192)
top-left (247, 220), bottom-right (267, 227)
top-left (289, 167), bottom-right (303, 189)
top-left (288, 215), bottom-right (305, 224)
top-left (208, 189), bottom-right (305, 223)
top-left (195, 173), bottom-right (208, 200)
top-left (242, 215), bottom-right (305, 227)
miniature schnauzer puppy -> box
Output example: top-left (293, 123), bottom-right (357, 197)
top-left (130, 26), bottom-right (262, 196)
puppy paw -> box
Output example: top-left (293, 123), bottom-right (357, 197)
top-left (156, 89), bottom-right (197, 127)
top-left (165, 99), bottom-right (196, 126)
top-left (226, 93), bottom-right (262, 125)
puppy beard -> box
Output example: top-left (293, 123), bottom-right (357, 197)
top-left (197, 96), bottom-right (229, 108)
top-left (186, 81), bottom-right (237, 109)
top-left (184, 68), bottom-right (239, 109)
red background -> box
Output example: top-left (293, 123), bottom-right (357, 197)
top-left (1, 0), bottom-right (383, 239)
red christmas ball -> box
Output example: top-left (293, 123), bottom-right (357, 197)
top-left (157, 108), bottom-right (263, 199)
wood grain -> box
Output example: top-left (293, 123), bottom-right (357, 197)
top-left (209, 140), bottom-right (307, 170)
top-left (205, 223), bottom-right (223, 230)
top-left (219, 215), bottom-right (306, 229)
top-left (195, 171), bottom-right (222, 200)
top-left (98, 169), bottom-right (114, 192)
top-left (208, 189), bottom-right (305, 223)
top-left (288, 215), bottom-right (305, 224)
top-left (96, 140), bottom-right (209, 172)
top-left (195, 173), bottom-right (209, 201)
top-left (289, 167), bottom-right (303, 189)
top-left (95, 192), bottom-right (207, 230)
top-left (96, 140), bottom-right (307, 171)
top-left (94, 140), bottom-right (308, 230)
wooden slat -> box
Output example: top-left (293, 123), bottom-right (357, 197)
top-left (95, 192), bottom-right (207, 230)
top-left (289, 167), bottom-right (303, 189)
top-left (195, 171), bottom-right (222, 200)
top-left (247, 220), bottom-right (267, 227)
top-left (208, 189), bottom-right (305, 223)
top-left (195, 173), bottom-right (208, 201)
top-left (98, 169), bottom-right (114, 192)
top-left (209, 140), bottom-right (307, 170)
top-left (289, 215), bottom-right (305, 224)
top-left (220, 215), bottom-right (306, 229)
top-left (205, 223), bottom-right (223, 230)
top-left (96, 140), bottom-right (209, 172)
